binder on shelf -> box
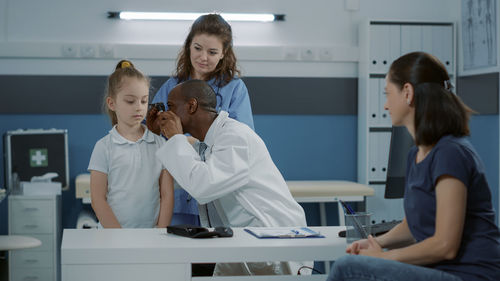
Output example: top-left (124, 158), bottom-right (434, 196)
top-left (368, 132), bottom-right (380, 180)
top-left (379, 131), bottom-right (392, 180)
top-left (401, 25), bottom-right (423, 54)
top-left (388, 25), bottom-right (401, 68)
top-left (378, 78), bottom-right (392, 127)
top-left (369, 24), bottom-right (383, 73)
top-left (368, 78), bottom-right (380, 126)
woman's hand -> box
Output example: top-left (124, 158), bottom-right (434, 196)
top-left (346, 238), bottom-right (370, 255)
top-left (358, 235), bottom-right (384, 258)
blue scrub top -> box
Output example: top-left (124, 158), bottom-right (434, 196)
top-left (152, 76), bottom-right (255, 216)
top-left (405, 135), bottom-right (500, 281)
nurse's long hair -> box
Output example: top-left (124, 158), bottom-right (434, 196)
top-left (175, 14), bottom-right (240, 87)
top-left (388, 52), bottom-right (473, 146)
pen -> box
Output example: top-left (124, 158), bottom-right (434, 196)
top-left (339, 200), bottom-right (355, 214)
top-left (339, 200), bottom-right (369, 239)
top-left (289, 230), bottom-right (306, 238)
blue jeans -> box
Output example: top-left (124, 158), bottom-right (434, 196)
top-left (327, 255), bottom-right (462, 281)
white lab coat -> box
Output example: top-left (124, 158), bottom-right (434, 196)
top-left (156, 111), bottom-right (309, 276)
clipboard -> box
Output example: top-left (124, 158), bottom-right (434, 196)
top-left (244, 227), bottom-right (324, 239)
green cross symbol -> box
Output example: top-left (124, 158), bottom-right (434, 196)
top-left (30, 149), bottom-right (48, 167)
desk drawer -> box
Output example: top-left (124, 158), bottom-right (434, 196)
top-left (11, 251), bottom-right (53, 268)
top-left (10, 216), bottom-right (53, 234)
top-left (10, 267), bottom-right (53, 281)
top-left (10, 199), bottom-right (52, 217)
top-left (26, 234), bottom-right (53, 251)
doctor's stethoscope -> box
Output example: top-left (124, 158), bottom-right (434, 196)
top-left (215, 84), bottom-right (223, 112)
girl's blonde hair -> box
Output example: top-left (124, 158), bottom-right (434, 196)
top-left (104, 60), bottom-right (150, 125)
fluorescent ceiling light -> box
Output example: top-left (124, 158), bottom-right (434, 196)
top-left (107, 12), bottom-right (285, 22)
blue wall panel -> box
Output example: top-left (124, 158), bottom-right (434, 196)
top-left (0, 114), bottom-right (357, 232)
top-left (468, 115), bottom-right (499, 220)
top-left (0, 113), bottom-right (498, 235)
top-left (254, 115), bottom-right (357, 226)
top-left (254, 115), bottom-right (357, 181)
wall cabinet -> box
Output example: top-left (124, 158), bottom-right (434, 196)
top-left (358, 20), bottom-right (456, 223)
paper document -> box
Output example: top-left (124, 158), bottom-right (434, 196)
top-left (244, 227), bottom-right (324, 239)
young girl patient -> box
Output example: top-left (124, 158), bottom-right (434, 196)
top-left (88, 60), bottom-right (174, 228)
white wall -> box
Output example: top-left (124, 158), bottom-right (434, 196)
top-left (0, 0), bottom-right (459, 77)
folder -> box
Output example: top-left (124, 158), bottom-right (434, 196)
top-left (244, 227), bottom-right (324, 239)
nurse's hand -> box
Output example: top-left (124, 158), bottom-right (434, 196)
top-left (187, 136), bottom-right (199, 145)
top-left (158, 111), bottom-right (183, 138)
top-left (146, 107), bottom-right (161, 135)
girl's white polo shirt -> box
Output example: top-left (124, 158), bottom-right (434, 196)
top-left (88, 125), bottom-right (166, 228)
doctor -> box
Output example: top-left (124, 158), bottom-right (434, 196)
top-left (153, 79), bottom-right (308, 276)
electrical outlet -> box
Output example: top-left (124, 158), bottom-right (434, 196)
top-left (319, 48), bottom-right (334, 61)
top-left (300, 48), bottom-right (316, 61)
top-left (99, 44), bottom-right (114, 58)
top-left (61, 44), bottom-right (78, 57)
top-left (80, 44), bottom-right (96, 58)
top-left (283, 48), bottom-right (299, 60)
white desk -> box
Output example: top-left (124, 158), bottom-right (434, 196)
top-left (76, 177), bottom-right (375, 224)
top-left (287, 180), bottom-right (374, 226)
top-left (62, 227), bottom-right (347, 281)
top-left (72, 179), bottom-right (370, 275)
top-left (77, 177), bottom-right (375, 213)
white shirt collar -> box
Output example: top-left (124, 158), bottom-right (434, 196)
top-left (110, 124), bottom-right (155, 144)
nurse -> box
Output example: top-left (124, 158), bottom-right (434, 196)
top-left (153, 79), bottom-right (308, 276)
top-left (147, 13), bottom-right (254, 226)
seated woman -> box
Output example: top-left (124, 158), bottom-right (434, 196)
top-left (328, 52), bottom-right (500, 281)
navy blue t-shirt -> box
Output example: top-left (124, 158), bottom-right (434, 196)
top-left (404, 135), bottom-right (500, 281)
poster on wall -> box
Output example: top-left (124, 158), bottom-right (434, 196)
top-left (461, 0), bottom-right (497, 71)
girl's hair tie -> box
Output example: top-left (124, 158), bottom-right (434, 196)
top-left (120, 61), bottom-right (132, 69)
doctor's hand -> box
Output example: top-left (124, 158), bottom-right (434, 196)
top-left (146, 106), bottom-right (161, 135)
top-left (358, 235), bottom-right (384, 258)
top-left (158, 111), bottom-right (183, 139)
